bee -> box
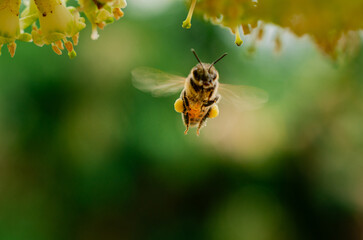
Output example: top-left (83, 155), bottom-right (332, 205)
top-left (132, 49), bottom-right (268, 136)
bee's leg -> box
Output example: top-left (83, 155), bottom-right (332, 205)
top-left (182, 91), bottom-right (190, 135)
top-left (183, 112), bottom-right (190, 135)
top-left (182, 91), bottom-right (190, 110)
top-left (196, 109), bottom-right (211, 136)
top-left (196, 127), bottom-right (200, 136)
top-left (203, 95), bottom-right (220, 107)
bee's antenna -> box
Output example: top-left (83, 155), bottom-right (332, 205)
top-left (191, 48), bottom-right (206, 71)
top-left (209, 53), bottom-right (228, 71)
top-left (191, 48), bottom-right (202, 65)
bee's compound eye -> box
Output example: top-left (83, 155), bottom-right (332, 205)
top-left (193, 69), bottom-right (199, 78)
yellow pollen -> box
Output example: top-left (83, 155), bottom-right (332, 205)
top-left (72, 33), bottom-right (79, 46)
top-left (97, 22), bottom-right (106, 29)
top-left (64, 40), bottom-right (73, 53)
top-left (174, 98), bottom-right (184, 113)
top-left (52, 44), bottom-right (62, 55)
top-left (7, 42), bottom-right (17, 58)
top-left (209, 105), bottom-right (219, 118)
top-left (55, 40), bottom-right (64, 50)
top-left (113, 8), bottom-right (124, 20)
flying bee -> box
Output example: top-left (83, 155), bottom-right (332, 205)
top-left (132, 49), bottom-right (268, 136)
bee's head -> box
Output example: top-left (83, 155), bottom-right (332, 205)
top-left (191, 49), bottom-right (227, 88)
top-left (191, 63), bottom-right (218, 87)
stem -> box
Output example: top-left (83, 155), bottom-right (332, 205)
top-left (182, 0), bottom-right (197, 29)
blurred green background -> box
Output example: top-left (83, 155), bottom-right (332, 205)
top-left (1, 1), bottom-right (363, 239)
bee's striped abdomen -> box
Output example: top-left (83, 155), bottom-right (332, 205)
top-left (187, 103), bottom-right (209, 125)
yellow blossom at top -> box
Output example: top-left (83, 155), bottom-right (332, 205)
top-left (79, 0), bottom-right (127, 40)
top-left (27, 0), bottom-right (86, 58)
top-left (183, 0), bottom-right (363, 57)
top-left (0, 0), bottom-right (31, 57)
top-left (0, 0), bottom-right (127, 58)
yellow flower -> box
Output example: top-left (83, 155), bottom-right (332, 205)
top-left (0, 0), bottom-right (128, 58)
top-left (0, 0), bottom-right (31, 57)
top-left (29, 0), bottom-right (86, 58)
top-left (183, 0), bottom-right (363, 57)
top-left (183, 0), bottom-right (257, 46)
top-left (79, 0), bottom-right (127, 40)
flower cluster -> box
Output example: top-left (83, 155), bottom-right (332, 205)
top-left (183, 0), bottom-right (363, 57)
top-left (0, 0), bottom-right (127, 58)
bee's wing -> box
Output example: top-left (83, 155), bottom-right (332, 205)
top-left (132, 67), bottom-right (186, 97)
top-left (218, 83), bottom-right (269, 111)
